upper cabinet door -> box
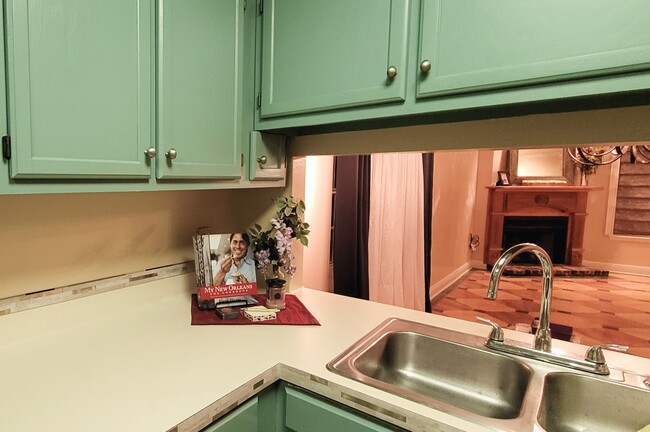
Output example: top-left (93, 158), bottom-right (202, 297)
top-left (417, 0), bottom-right (650, 99)
top-left (260, 0), bottom-right (409, 119)
top-left (5, 0), bottom-right (153, 179)
top-left (157, 0), bottom-right (243, 180)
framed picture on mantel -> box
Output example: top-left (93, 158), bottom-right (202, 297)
top-left (497, 171), bottom-right (511, 186)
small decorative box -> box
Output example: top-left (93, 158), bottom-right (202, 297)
top-left (242, 306), bottom-right (277, 322)
top-left (215, 307), bottom-right (239, 320)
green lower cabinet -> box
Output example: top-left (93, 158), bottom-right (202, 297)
top-left (281, 384), bottom-right (398, 432)
top-left (202, 396), bottom-right (259, 432)
top-left (206, 381), bottom-right (403, 432)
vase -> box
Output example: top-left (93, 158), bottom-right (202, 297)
top-left (265, 278), bottom-right (286, 310)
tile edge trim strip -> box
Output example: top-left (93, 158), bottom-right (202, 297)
top-left (0, 261), bottom-right (194, 315)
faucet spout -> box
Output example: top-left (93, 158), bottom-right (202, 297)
top-left (486, 243), bottom-right (554, 352)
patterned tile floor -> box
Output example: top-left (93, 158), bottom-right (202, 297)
top-left (431, 270), bottom-right (650, 359)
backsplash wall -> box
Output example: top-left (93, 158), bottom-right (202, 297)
top-left (0, 187), bottom-right (287, 299)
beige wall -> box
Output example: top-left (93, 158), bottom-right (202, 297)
top-left (291, 156), bottom-right (334, 292)
top-left (469, 150), bottom-right (504, 265)
top-left (5, 106), bottom-right (650, 302)
top-left (429, 150), bottom-right (480, 297)
top-left (0, 187), bottom-right (287, 299)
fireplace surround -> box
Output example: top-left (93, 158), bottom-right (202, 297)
top-left (484, 186), bottom-right (595, 267)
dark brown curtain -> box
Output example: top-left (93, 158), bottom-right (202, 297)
top-left (332, 155), bottom-right (371, 299)
top-left (423, 153), bottom-right (434, 312)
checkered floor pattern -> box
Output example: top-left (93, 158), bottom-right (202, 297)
top-left (431, 270), bottom-right (650, 359)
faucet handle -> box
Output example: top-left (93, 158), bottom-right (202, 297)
top-left (585, 344), bottom-right (629, 364)
top-left (476, 317), bottom-right (504, 342)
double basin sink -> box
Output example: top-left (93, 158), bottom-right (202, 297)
top-left (327, 318), bottom-right (650, 432)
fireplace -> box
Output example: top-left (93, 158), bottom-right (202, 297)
top-left (484, 186), bottom-right (594, 267)
top-left (502, 216), bottom-right (568, 264)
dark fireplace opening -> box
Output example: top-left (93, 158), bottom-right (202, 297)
top-left (502, 216), bottom-right (569, 264)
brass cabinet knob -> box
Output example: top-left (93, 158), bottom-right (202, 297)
top-left (420, 60), bottom-right (432, 74)
top-left (257, 155), bottom-right (268, 165)
top-left (144, 147), bottom-right (157, 158)
top-left (166, 149), bottom-right (177, 160)
top-left (386, 66), bottom-right (398, 79)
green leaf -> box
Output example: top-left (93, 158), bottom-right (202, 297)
top-left (284, 206), bottom-right (292, 217)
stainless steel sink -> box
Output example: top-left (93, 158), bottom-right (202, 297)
top-left (327, 318), bottom-right (532, 421)
top-left (327, 318), bottom-right (650, 432)
top-left (538, 372), bottom-right (650, 432)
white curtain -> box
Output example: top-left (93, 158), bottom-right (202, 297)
top-left (368, 152), bottom-right (425, 311)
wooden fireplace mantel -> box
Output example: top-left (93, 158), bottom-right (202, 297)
top-left (484, 186), bottom-right (597, 267)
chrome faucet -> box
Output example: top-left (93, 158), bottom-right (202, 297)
top-left (478, 242), bottom-right (629, 375)
top-left (486, 243), bottom-right (554, 352)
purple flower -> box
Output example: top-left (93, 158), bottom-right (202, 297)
top-left (254, 249), bottom-right (271, 270)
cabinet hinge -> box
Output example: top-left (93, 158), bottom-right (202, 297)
top-left (241, 153), bottom-right (245, 167)
top-left (256, 92), bottom-right (262, 108)
top-left (2, 136), bottom-right (11, 160)
top-left (258, 0), bottom-right (263, 15)
top-left (243, 0), bottom-right (247, 11)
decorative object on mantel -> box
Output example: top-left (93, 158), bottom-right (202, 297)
top-left (250, 196), bottom-right (310, 310)
top-left (566, 143), bottom-right (650, 167)
top-left (507, 149), bottom-right (574, 186)
top-left (190, 294), bottom-right (320, 326)
top-left (496, 171), bottom-right (510, 186)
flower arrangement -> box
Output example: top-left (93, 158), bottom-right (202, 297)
top-left (250, 196), bottom-right (310, 285)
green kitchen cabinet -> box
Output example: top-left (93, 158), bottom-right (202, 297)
top-left (281, 384), bottom-right (399, 432)
top-left (202, 396), bottom-right (259, 432)
top-left (248, 132), bottom-right (286, 181)
top-left (157, 0), bottom-right (243, 180)
top-left (416, 0), bottom-right (650, 99)
top-left (203, 381), bottom-right (403, 432)
top-left (258, 0), bottom-right (410, 118)
top-left (254, 0), bottom-right (650, 133)
top-left (4, 0), bottom-right (154, 179)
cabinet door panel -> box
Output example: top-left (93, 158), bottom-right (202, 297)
top-left (157, 0), bottom-right (242, 180)
top-left (418, 0), bottom-right (650, 99)
top-left (6, 0), bottom-right (153, 179)
top-left (202, 396), bottom-right (258, 432)
top-left (260, 0), bottom-right (409, 118)
top-left (283, 385), bottom-right (395, 432)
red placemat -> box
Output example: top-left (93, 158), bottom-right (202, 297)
top-left (190, 294), bottom-right (320, 326)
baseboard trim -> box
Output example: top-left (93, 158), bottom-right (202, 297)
top-left (582, 260), bottom-right (650, 277)
top-left (470, 259), bottom-right (486, 270)
top-left (429, 262), bottom-right (473, 302)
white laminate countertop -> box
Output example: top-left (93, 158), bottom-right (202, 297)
top-left (0, 274), bottom-right (648, 432)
